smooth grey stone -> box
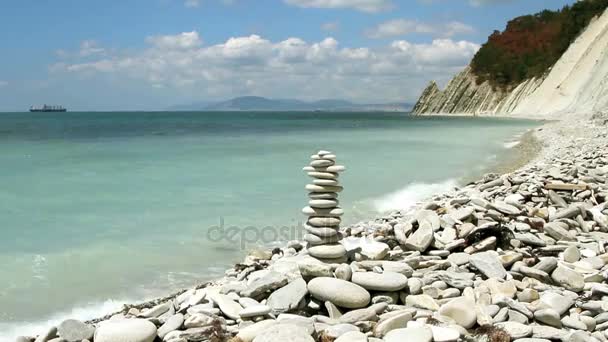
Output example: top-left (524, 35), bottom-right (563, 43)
top-left (304, 225), bottom-right (339, 237)
top-left (338, 307), bottom-right (378, 324)
top-left (307, 217), bottom-right (341, 227)
top-left (308, 199), bottom-right (339, 209)
top-left (310, 159), bottom-right (334, 168)
top-left (534, 309), bottom-right (562, 328)
top-left (312, 178), bottom-right (339, 186)
top-left (509, 310), bottom-right (528, 324)
top-left (240, 305), bottom-right (271, 318)
top-left (543, 222), bottom-right (576, 241)
top-left (335, 331), bottom-right (367, 342)
top-left (495, 322), bottom-right (532, 339)
top-left (351, 271), bottom-right (408, 292)
top-left (139, 302), bottom-right (171, 318)
top-left (334, 264), bottom-right (353, 281)
top-left (241, 271), bottom-right (289, 298)
top-left (57, 319), bottom-right (95, 342)
top-left (158, 313), bottom-right (185, 338)
top-left (303, 233), bottom-right (340, 245)
top-left (208, 292), bottom-right (243, 320)
top-left (551, 264), bottom-right (584, 292)
top-left (539, 292), bottom-right (574, 316)
top-left (438, 296), bottom-right (476, 329)
top-left (405, 223), bottom-right (434, 252)
top-left (302, 206), bottom-right (343, 217)
top-left (533, 257), bottom-right (558, 273)
top-left (184, 313), bottom-right (214, 328)
top-left (321, 324), bottom-right (358, 339)
top-left (267, 278), bottom-right (308, 314)
top-left (384, 326), bottom-right (433, 342)
top-left (563, 245), bottom-right (581, 262)
top-left (307, 171), bottom-right (338, 180)
top-left (307, 277), bottom-right (370, 309)
top-left (306, 184), bottom-right (343, 193)
top-left (470, 251), bottom-right (507, 279)
top-left (94, 320), bottom-right (157, 342)
top-left (308, 244), bottom-right (346, 259)
top-left (373, 311), bottom-right (413, 337)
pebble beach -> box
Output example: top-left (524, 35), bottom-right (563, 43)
top-left (16, 113), bottom-right (608, 342)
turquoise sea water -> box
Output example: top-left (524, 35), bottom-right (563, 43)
top-left (0, 111), bottom-right (537, 339)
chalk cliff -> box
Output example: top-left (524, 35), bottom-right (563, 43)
top-left (414, 5), bottom-right (608, 118)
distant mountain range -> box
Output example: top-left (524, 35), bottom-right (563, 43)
top-left (168, 96), bottom-right (412, 112)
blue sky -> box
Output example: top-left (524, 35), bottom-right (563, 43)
top-left (0, 0), bottom-right (574, 111)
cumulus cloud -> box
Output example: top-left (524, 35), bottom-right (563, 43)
top-left (366, 19), bottom-right (474, 38)
top-left (284, 0), bottom-right (393, 13)
top-left (146, 31), bottom-right (202, 49)
top-left (51, 31), bottom-right (480, 102)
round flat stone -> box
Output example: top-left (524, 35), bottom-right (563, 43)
top-left (384, 327), bottom-right (433, 342)
top-left (308, 192), bottom-right (339, 200)
top-left (326, 165), bottom-right (345, 173)
top-left (308, 244), bottom-right (346, 259)
top-left (304, 225), bottom-right (339, 237)
top-left (309, 199), bottom-right (339, 209)
top-left (304, 233), bottom-right (341, 245)
top-left (311, 154), bottom-right (336, 161)
top-left (94, 319), bottom-right (157, 342)
top-left (313, 179), bottom-right (340, 186)
top-left (239, 305), bottom-right (271, 318)
top-left (310, 159), bottom-right (334, 167)
top-left (438, 296), bottom-right (476, 329)
top-left (308, 217), bottom-right (341, 227)
top-left (306, 184), bottom-right (343, 193)
top-left (302, 206), bottom-right (343, 217)
top-left (308, 172), bottom-right (338, 179)
top-left (351, 272), bottom-right (408, 291)
top-left (307, 277), bottom-right (370, 309)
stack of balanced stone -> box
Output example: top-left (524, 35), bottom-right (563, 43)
top-left (302, 150), bottom-right (348, 263)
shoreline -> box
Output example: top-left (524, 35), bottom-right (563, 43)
top-left (15, 114), bottom-right (608, 342)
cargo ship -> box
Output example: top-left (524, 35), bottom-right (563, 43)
top-left (30, 105), bottom-right (67, 112)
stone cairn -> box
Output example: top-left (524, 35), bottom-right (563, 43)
top-left (302, 150), bottom-right (348, 263)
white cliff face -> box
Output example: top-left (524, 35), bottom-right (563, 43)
top-left (512, 8), bottom-right (608, 118)
top-left (414, 8), bottom-right (608, 119)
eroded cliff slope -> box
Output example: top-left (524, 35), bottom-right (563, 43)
top-left (414, 3), bottom-right (608, 118)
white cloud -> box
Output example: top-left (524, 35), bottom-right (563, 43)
top-left (284, 0), bottom-right (393, 13)
top-left (146, 31), bottom-right (202, 49)
top-left (52, 31), bottom-right (480, 102)
top-left (79, 40), bottom-right (105, 57)
top-left (0, 80), bottom-right (8, 87)
top-left (366, 19), bottom-right (474, 38)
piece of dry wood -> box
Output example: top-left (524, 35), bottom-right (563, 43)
top-left (545, 182), bottom-right (588, 191)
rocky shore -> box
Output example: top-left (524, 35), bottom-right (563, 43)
top-left (17, 115), bottom-right (608, 342)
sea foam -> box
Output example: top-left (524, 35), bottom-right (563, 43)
top-left (372, 179), bottom-right (458, 213)
top-left (0, 298), bottom-right (129, 342)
